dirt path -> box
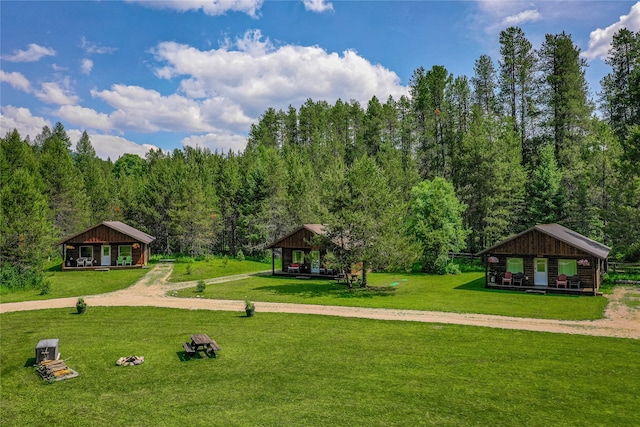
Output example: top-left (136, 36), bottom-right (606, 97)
top-left (2, 264), bottom-right (639, 339)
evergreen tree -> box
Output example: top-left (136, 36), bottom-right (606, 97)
top-left (38, 123), bottom-right (90, 237)
top-left (472, 54), bottom-right (499, 116)
top-left (498, 27), bottom-right (536, 166)
top-left (75, 131), bottom-right (114, 222)
top-left (599, 28), bottom-right (640, 142)
top-left (526, 144), bottom-right (564, 226)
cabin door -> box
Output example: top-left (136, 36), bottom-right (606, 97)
top-left (101, 245), bottom-right (111, 266)
top-left (534, 258), bottom-right (548, 286)
top-left (310, 251), bottom-right (320, 274)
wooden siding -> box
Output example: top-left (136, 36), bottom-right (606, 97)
top-left (489, 229), bottom-right (594, 257)
top-left (63, 224), bottom-right (139, 244)
top-left (275, 228), bottom-right (322, 250)
top-left (490, 255), bottom-right (597, 289)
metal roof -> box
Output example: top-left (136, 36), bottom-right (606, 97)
top-left (57, 221), bottom-right (155, 245)
top-left (265, 224), bottom-right (327, 249)
top-left (476, 223), bottom-right (611, 259)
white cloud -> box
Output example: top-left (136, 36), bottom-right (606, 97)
top-left (91, 84), bottom-right (222, 133)
top-left (303, 0), bottom-right (333, 13)
top-left (55, 105), bottom-right (112, 130)
top-left (81, 58), bottom-right (94, 75)
top-left (2, 43), bottom-right (56, 62)
top-left (81, 36), bottom-right (117, 54)
top-left (67, 129), bottom-right (158, 160)
top-left (583, 2), bottom-right (640, 60)
top-left (0, 106), bottom-right (51, 139)
top-left (35, 80), bottom-right (80, 105)
top-left (182, 131), bottom-right (248, 153)
top-left (152, 30), bottom-right (406, 121)
top-left (502, 9), bottom-right (541, 27)
top-left (0, 70), bottom-right (31, 92)
top-left (127, 0), bottom-right (264, 17)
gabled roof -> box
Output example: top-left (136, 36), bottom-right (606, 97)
top-left (476, 223), bottom-right (611, 259)
top-left (265, 224), bottom-right (327, 249)
top-left (57, 221), bottom-right (155, 245)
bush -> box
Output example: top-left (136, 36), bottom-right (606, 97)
top-left (0, 266), bottom-right (47, 290)
top-left (237, 250), bottom-right (245, 262)
top-left (196, 280), bottom-right (206, 292)
top-left (185, 264), bottom-right (192, 275)
top-left (222, 255), bottom-right (229, 267)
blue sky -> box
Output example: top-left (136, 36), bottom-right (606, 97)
top-left (2, 0), bottom-right (639, 160)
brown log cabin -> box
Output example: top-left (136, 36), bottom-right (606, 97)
top-left (476, 224), bottom-right (610, 295)
top-left (58, 221), bottom-right (155, 270)
top-left (265, 224), bottom-right (340, 277)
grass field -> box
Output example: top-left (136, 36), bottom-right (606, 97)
top-left (1, 307), bottom-right (638, 426)
top-left (176, 272), bottom-right (608, 320)
top-left (0, 266), bottom-right (148, 304)
top-left (168, 258), bottom-right (274, 282)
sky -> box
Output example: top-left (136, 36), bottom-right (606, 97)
top-left (1, 0), bottom-right (639, 160)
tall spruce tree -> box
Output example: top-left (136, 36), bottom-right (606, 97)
top-left (498, 27), bottom-right (536, 166)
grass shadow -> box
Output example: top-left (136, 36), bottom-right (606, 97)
top-left (254, 277), bottom-right (397, 300)
top-left (454, 277), bottom-right (523, 294)
top-left (24, 357), bottom-right (36, 367)
top-left (176, 351), bottom-right (203, 362)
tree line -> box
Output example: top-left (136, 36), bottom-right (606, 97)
top-left (2, 27), bottom-right (639, 287)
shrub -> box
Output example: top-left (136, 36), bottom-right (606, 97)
top-left (185, 265), bottom-right (192, 275)
top-left (196, 280), bottom-right (206, 292)
top-left (237, 250), bottom-right (245, 262)
top-left (222, 255), bottom-right (229, 267)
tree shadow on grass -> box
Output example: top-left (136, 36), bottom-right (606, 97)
top-left (454, 277), bottom-right (522, 294)
top-left (254, 278), bottom-right (397, 300)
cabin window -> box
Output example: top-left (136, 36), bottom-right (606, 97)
top-left (506, 258), bottom-right (524, 273)
top-left (292, 250), bottom-right (304, 264)
top-left (119, 245), bottom-right (132, 257)
top-left (558, 259), bottom-right (577, 276)
top-left (79, 246), bottom-right (93, 259)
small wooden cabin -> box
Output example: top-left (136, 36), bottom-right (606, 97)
top-left (265, 224), bottom-right (339, 277)
top-left (476, 224), bottom-right (610, 295)
top-left (58, 221), bottom-right (155, 270)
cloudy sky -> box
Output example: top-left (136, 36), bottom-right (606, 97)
top-left (2, 1), bottom-right (639, 160)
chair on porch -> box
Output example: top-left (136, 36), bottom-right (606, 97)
top-left (512, 273), bottom-right (525, 286)
top-left (556, 274), bottom-right (568, 288)
top-left (76, 258), bottom-right (86, 267)
top-left (116, 256), bottom-right (125, 266)
top-left (501, 272), bottom-right (513, 286)
top-left (569, 275), bottom-right (581, 289)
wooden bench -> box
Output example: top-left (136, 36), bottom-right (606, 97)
top-left (182, 342), bottom-right (196, 356)
top-left (206, 341), bottom-right (222, 357)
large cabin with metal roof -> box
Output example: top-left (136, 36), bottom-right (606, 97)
top-left (476, 224), bottom-right (610, 295)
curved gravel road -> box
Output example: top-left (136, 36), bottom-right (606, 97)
top-left (2, 264), bottom-right (638, 339)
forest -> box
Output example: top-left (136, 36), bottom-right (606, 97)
top-left (2, 27), bottom-right (639, 289)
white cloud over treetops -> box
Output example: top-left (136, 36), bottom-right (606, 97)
top-left (0, 106), bottom-right (51, 139)
top-left (583, 2), bottom-right (640, 60)
top-left (2, 43), bottom-right (56, 62)
top-left (53, 30), bottom-right (405, 156)
top-left (152, 30), bottom-right (406, 120)
top-left (127, 0), bottom-right (264, 17)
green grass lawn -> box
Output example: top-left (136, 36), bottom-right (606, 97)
top-left (176, 272), bottom-right (608, 320)
top-left (1, 307), bottom-right (637, 426)
top-left (168, 258), bottom-right (273, 282)
top-left (0, 266), bottom-right (148, 304)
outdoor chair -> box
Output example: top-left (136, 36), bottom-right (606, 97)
top-left (556, 274), bottom-right (568, 288)
top-left (569, 275), bottom-right (581, 289)
top-left (116, 256), bottom-right (125, 266)
top-left (501, 271), bottom-right (513, 286)
top-left (76, 258), bottom-right (85, 267)
top-left (124, 256), bottom-right (133, 266)
top-left (512, 273), bottom-right (525, 286)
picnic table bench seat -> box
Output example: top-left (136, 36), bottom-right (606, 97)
top-left (182, 342), bottom-right (196, 356)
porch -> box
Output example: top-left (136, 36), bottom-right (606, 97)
top-left (485, 281), bottom-right (601, 296)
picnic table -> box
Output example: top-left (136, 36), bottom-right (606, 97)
top-left (182, 334), bottom-right (221, 358)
